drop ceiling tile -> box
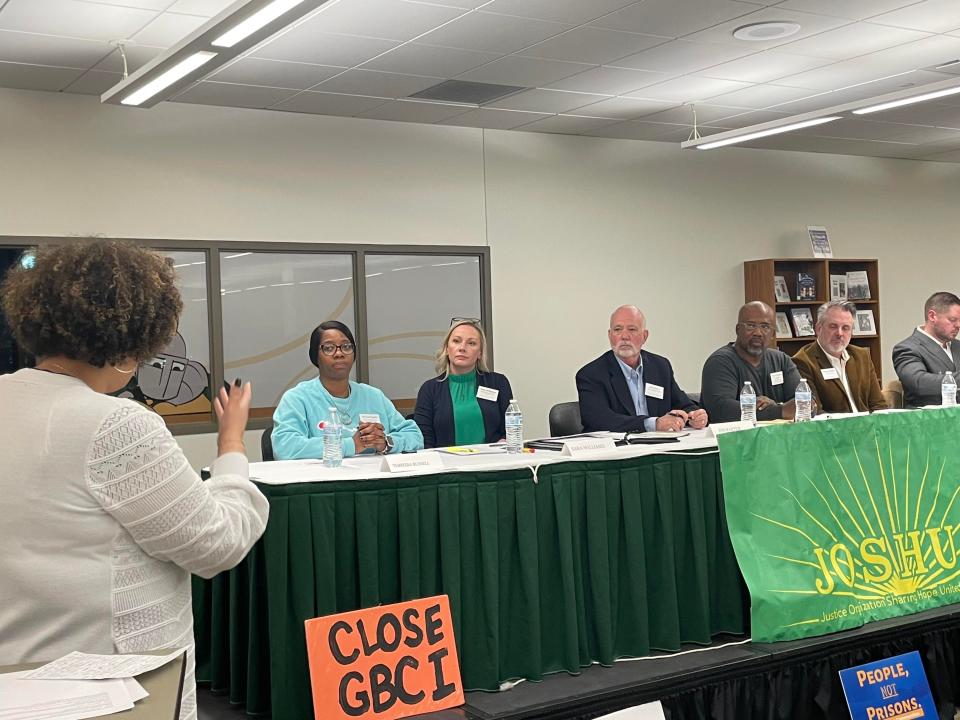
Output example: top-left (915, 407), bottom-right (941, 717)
top-left (356, 98), bottom-right (473, 122)
top-left (546, 65), bottom-right (671, 94)
top-left (132, 11), bottom-right (208, 46)
top-left (712, 108), bottom-right (793, 127)
top-left (92, 44), bottom-right (163, 73)
top-left (316, 68), bottom-right (441, 97)
top-left (255, 30), bottom-right (400, 67)
top-left (653, 123), bottom-right (728, 141)
top-left (854, 100), bottom-right (960, 127)
top-left (886, 125), bottom-right (960, 143)
top-left (865, 34), bottom-right (960, 72)
top-left (520, 27), bottom-right (669, 65)
top-left (514, 113), bottom-right (621, 134)
top-left (571, 95), bottom-right (678, 120)
top-left (0, 60), bottom-right (84, 91)
top-left (793, 117), bottom-right (928, 140)
top-left (172, 80), bottom-right (300, 108)
top-left (0, 29), bottom-right (112, 68)
top-left (75, 0), bottom-right (169, 9)
top-left (778, 21), bottom-right (930, 60)
top-left (64, 69), bottom-right (122, 95)
top-left (684, 7), bottom-right (851, 51)
top-left (417, 11), bottom-right (572, 54)
top-left (437, 107), bottom-right (551, 128)
top-left (625, 76), bottom-right (751, 103)
top-left (610, 39), bottom-right (756, 74)
top-left (408, 0), bottom-right (489, 7)
top-left (211, 58), bottom-right (345, 89)
top-left (480, 0), bottom-right (637, 25)
top-left (871, 0), bottom-right (960, 33)
top-left (638, 102), bottom-right (748, 123)
top-left (458, 55), bottom-right (591, 86)
top-left (307, 0), bottom-right (465, 42)
top-left (707, 82), bottom-right (817, 107)
top-left (274, 90), bottom-right (391, 115)
top-left (696, 50), bottom-right (833, 83)
top-left (361, 43), bottom-right (500, 75)
top-left (589, 0), bottom-right (761, 38)
top-left (585, 119), bottom-right (689, 140)
top-left (486, 87), bottom-right (609, 112)
top-left (0, 0), bottom-right (157, 42)
top-left (165, 0), bottom-right (237, 15)
top-left (775, 0), bottom-right (925, 21)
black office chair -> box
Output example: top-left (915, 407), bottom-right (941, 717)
top-left (687, 391), bottom-right (701, 404)
top-left (260, 427), bottom-right (275, 462)
top-left (549, 401), bottom-right (583, 437)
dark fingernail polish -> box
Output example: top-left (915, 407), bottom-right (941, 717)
top-left (223, 380), bottom-right (231, 392)
top-left (234, 378), bottom-right (242, 387)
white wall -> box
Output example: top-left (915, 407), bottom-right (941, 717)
top-left (3, 87), bottom-right (959, 468)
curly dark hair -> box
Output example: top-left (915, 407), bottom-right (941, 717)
top-left (1, 240), bottom-right (183, 367)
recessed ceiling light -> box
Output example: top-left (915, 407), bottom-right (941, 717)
top-left (733, 21), bottom-right (802, 42)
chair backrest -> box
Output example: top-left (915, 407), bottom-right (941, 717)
top-left (260, 427), bottom-right (275, 461)
top-left (549, 401), bottom-right (583, 437)
top-left (882, 379), bottom-right (903, 409)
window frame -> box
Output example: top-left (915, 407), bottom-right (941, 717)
top-left (0, 236), bottom-right (492, 435)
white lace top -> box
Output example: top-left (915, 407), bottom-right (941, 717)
top-left (0, 369), bottom-right (269, 720)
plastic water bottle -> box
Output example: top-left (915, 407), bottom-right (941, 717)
top-left (739, 381), bottom-right (757, 424)
top-left (943, 371), bottom-right (958, 407)
top-left (795, 378), bottom-right (813, 422)
top-left (322, 406), bottom-right (343, 468)
top-left (505, 399), bottom-right (523, 454)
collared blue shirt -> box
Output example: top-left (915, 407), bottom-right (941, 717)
top-left (614, 355), bottom-right (658, 432)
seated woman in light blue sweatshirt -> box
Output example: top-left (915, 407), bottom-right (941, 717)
top-left (272, 321), bottom-right (423, 459)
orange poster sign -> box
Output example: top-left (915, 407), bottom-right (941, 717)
top-left (305, 595), bottom-right (464, 720)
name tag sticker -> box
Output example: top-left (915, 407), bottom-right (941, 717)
top-left (561, 437), bottom-right (617, 457)
top-left (821, 367), bottom-right (840, 380)
top-left (381, 452), bottom-right (445, 473)
top-left (770, 371), bottom-right (784, 386)
top-left (645, 383), bottom-right (665, 400)
top-left (358, 413), bottom-right (381, 425)
top-left (476, 386), bottom-right (499, 402)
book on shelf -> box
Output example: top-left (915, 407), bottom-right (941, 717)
top-left (846, 271), bottom-right (871, 300)
top-left (830, 274), bottom-right (847, 301)
top-left (774, 276), bottom-right (790, 303)
top-left (796, 272), bottom-right (817, 301)
top-left (853, 309), bottom-right (876, 336)
top-left (808, 226), bottom-right (833, 258)
top-left (776, 312), bottom-right (793, 339)
top-left (791, 307), bottom-right (816, 337)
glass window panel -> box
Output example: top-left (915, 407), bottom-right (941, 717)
top-left (117, 250), bottom-right (213, 424)
top-left (220, 251), bottom-right (355, 417)
top-left (365, 254), bottom-right (482, 413)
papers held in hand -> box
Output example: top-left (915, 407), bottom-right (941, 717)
top-left (524, 431), bottom-right (684, 451)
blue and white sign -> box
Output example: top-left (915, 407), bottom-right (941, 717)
top-left (839, 651), bottom-right (935, 720)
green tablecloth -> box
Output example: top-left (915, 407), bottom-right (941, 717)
top-left (193, 451), bottom-right (747, 720)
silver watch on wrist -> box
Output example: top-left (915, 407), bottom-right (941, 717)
top-left (379, 435), bottom-right (395, 455)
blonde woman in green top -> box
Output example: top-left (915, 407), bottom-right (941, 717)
top-left (413, 319), bottom-right (514, 449)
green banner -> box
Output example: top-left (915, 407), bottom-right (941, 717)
top-left (718, 409), bottom-right (960, 642)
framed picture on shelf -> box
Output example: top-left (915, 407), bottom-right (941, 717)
top-left (774, 276), bottom-right (790, 303)
top-left (808, 226), bottom-right (833, 258)
top-left (846, 271), bottom-right (871, 300)
top-left (776, 312), bottom-right (793, 339)
top-left (797, 272), bottom-right (817, 301)
top-left (830, 274), bottom-right (847, 301)
top-left (791, 307), bottom-right (816, 337)
top-left (854, 309), bottom-right (876, 336)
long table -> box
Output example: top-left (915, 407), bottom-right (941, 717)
top-left (193, 435), bottom-right (748, 720)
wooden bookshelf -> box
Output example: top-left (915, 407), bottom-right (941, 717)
top-left (744, 258), bottom-right (882, 380)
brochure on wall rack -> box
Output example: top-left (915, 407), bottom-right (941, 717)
top-left (807, 225), bottom-right (833, 257)
top-left (846, 271), bottom-right (871, 300)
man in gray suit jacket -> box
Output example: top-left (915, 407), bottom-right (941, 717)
top-left (892, 291), bottom-right (960, 407)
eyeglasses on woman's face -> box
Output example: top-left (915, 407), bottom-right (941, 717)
top-left (319, 342), bottom-right (355, 356)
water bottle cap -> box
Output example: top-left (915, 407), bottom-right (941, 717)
top-left (510, 398), bottom-right (517, 403)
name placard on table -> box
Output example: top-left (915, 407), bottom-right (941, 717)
top-left (380, 453), bottom-right (445, 473)
top-left (561, 437), bottom-right (618, 457)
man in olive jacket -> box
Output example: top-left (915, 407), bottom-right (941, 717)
top-left (793, 300), bottom-right (887, 413)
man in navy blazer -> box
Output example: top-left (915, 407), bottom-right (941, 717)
top-left (576, 305), bottom-right (708, 433)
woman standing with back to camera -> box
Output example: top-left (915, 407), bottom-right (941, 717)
top-left (0, 240), bottom-right (268, 720)
top-left (414, 318), bottom-right (513, 448)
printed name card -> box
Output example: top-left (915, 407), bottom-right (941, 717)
top-left (708, 421), bottom-right (754, 437)
top-left (380, 452), bottom-right (445, 473)
top-left (305, 595), bottom-right (464, 720)
top-left (561, 437), bottom-right (617, 457)
top-left (839, 651), bottom-right (934, 720)
top-left (359, 413), bottom-right (382, 425)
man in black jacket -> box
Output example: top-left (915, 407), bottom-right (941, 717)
top-left (576, 305), bottom-right (707, 432)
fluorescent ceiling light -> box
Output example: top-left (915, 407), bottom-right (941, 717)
top-left (213, 0), bottom-right (306, 48)
top-left (121, 51), bottom-right (217, 106)
top-left (695, 116), bottom-right (842, 150)
top-left (852, 85), bottom-right (960, 115)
